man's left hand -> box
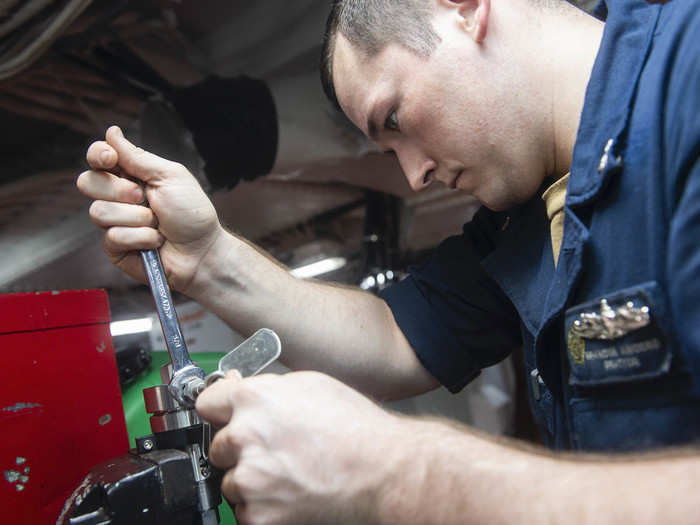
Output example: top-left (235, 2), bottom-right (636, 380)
top-left (195, 370), bottom-right (404, 525)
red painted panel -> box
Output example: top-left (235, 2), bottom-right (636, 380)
top-left (0, 289), bottom-right (112, 334)
top-left (0, 290), bottom-right (128, 525)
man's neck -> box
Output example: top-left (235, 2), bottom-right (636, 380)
top-left (544, 4), bottom-right (605, 179)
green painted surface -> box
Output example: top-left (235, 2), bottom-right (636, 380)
top-left (121, 351), bottom-right (236, 525)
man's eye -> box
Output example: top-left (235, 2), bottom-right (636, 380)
top-left (384, 110), bottom-right (400, 132)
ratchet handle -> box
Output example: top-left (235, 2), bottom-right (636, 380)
top-left (141, 249), bottom-right (194, 372)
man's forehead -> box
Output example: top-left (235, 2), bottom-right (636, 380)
top-left (332, 34), bottom-right (386, 135)
top-left (332, 35), bottom-right (366, 126)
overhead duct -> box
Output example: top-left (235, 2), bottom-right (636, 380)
top-left (171, 75), bottom-right (278, 191)
top-left (92, 41), bottom-right (278, 190)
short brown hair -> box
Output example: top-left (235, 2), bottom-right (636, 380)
top-left (320, 1), bottom-right (573, 110)
top-left (320, 0), bottom-right (441, 110)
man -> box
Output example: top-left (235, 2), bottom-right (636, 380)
top-left (77, 0), bottom-right (699, 523)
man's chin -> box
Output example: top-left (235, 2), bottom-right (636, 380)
top-left (474, 184), bottom-right (536, 212)
top-left (473, 192), bottom-right (512, 212)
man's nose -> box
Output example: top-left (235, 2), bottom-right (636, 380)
top-left (396, 146), bottom-right (436, 192)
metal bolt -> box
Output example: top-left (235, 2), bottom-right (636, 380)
top-left (143, 439), bottom-right (154, 451)
top-left (198, 457), bottom-right (211, 478)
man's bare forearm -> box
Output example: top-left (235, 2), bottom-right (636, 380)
top-left (373, 416), bottom-right (700, 525)
top-left (185, 228), bottom-right (438, 400)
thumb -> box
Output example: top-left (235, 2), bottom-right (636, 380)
top-left (195, 369), bottom-right (244, 428)
top-left (105, 125), bottom-right (178, 184)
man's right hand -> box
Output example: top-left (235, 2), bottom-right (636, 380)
top-left (77, 126), bottom-right (223, 294)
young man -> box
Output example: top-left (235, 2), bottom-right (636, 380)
top-left (77, 0), bottom-right (699, 522)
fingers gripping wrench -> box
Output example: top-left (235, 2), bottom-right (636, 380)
top-left (141, 249), bottom-right (281, 407)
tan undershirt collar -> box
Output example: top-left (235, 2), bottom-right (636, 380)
top-left (541, 173), bottom-right (570, 267)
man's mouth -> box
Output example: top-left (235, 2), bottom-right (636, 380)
top-left (449, 170), bottom-right (463, 190)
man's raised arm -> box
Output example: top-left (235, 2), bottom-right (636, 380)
top-left (76, 126), bottom-right (439, 400)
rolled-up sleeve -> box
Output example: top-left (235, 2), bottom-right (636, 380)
top-left (380, 210), bottom-right (522, 393)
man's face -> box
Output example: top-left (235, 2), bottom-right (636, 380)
top-left (332, 12), bottom-right (548, 211)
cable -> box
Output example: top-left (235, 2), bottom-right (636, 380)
top-left (0, 0), bottom-right (92, 80)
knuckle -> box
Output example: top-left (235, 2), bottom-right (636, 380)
top-left (101, 230), bottom-right (119, 254)
top-left (223, 465), bottom-right (263, 504)
top-left (171, 161), bottom-right (193, 181)
top-left (231, 376), bottom-right (265, 406)
top-left (228, 470), bottom-right (248, 494)
top-left (117, 179), bottom-right (141, 203)
top-left (291, 369), bottom-right (328, 388)
top-left (197, 385), bottom-right (230, 419)
top-left (296, 370), bottom-right (322, 381)
top-left (103, 228), bottom-right (120, 249)
top-left (231, 382), bottom-right (261, 407)
top-left (210, 427), bottom-right (240, 466)
top-left (222, 469), bottom-right (247, 501)
top-left (121, 149), bottom-right (143, 171)
top-left (139, 206), bottom-right (154, 226)
top-left (221, 425), bottom-right (242, 451)
top-left (233, 503), bottom-right (253, 525)
top-left (89, 201), bottom-right (108, 225)
top-left (229, 420), bottom-right (255, 448)
top-left (238, 504), bottom-right (277, 525)
top-left (235, 505), bottom-right (265, 525)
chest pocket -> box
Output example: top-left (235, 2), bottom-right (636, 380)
top-left (565, 281), bottom-right (670, 386)
top-left (564, 281), bottom-right (700, 451)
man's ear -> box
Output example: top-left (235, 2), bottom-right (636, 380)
top-left (438, 0), bottom-right (490, 44)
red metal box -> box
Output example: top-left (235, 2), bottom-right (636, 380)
top-left (0, 289), bottom-right (128, 524)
